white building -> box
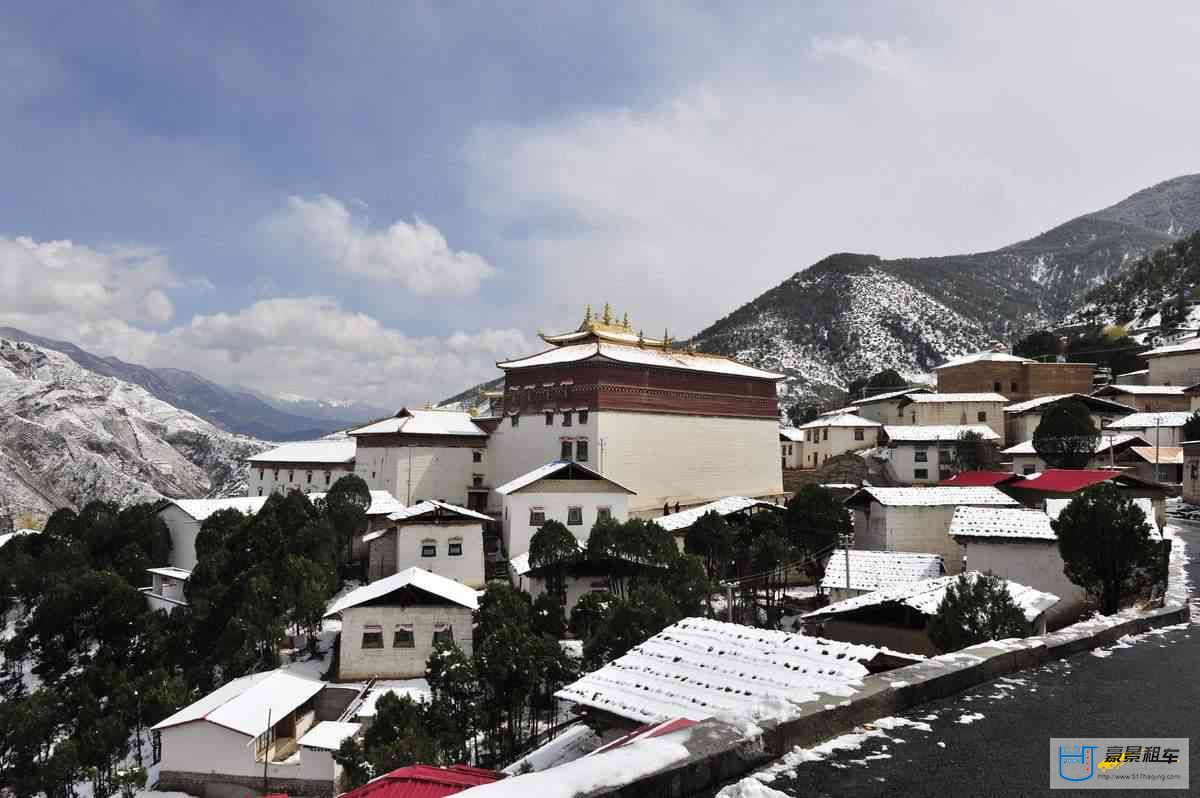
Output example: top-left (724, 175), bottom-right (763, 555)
top-left (820, 549), bottom-right (944, 603)
top-left (948, 505), bottom-right (1088, 629)
top-left (142, 566), bottom-right (191, 614)
top-left (508, 550), bottom-right (664, 615)
top-left (844, 486), bottom-right (1020, 572)
top-left (779, 427), bottom-right (804, 469)
top-left (849, 386), bottom-right (932, 425)
top-left (1105, 411), bottom-right (1195, 449)
top-left (153, 670), bottom-right (347, 796)
top-left (157, 496), bottom-right (269, 571)
top-left (307, 489), bottom-right (405, 561)
top-left (350, 408), bottom-right (491, 511)
top-left (1140, 336), bottom-right (1200, 386)
top-left (1003, 432), bottom-right (1148, 476)
top-left (1002, 393), bottom-right (1135, 443)
top-left (1091, 384), bottom-right (1190, 413)
top-left (494, 460), bottom-right (635, 558)
top-left (652, 495), bottom-right (785, 546)
top-left (363, 500), bottom-right (491, 586)
top-left (895, 393), bottom-right (1009, 443)
top-left (795, 413), bottom-right (881, 469)
top-left (247, 439), bottom-right (357, 497)
top-left (879, 424), bottom-right (1000, 484)
top-left (325, 567), bottom-right (479, 681)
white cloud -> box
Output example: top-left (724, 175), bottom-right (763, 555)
top-left (809, 35), bottom-right (920, 82)
top-left (258, 194), bottom-right (495, 296)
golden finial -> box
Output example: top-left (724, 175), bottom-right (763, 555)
top-left (583, 304), bottom-right (592, 324)
top-left (663, 328), bottom-right (670, 350)
top-left (602, 302), bottom-right (612, 324)
top-left (637, 329), bottom-right (645, 346)
top-left (622, 311), bottom-right (630, 330)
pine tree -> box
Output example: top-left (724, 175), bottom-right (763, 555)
top-left (1033, 399), bottom-right (1100, 469)
top-left (927, 573), bottom-right (1028, 652)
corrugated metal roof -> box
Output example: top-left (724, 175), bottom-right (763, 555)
top-left (337, 765), bottom-right (504, 798)
top-left (652, 496), bottom-right (783, 532)
top-left (779, 427), bottom-right (805, 441)
top-left (1128, 446), bottom-right (1184, 465)
top-left (1003, 393), bottom-right (1135, 415)
top-left (350, 408), bottom-right (488, 437)
top-left (1002, 432), bottom-right (1145, 455)
top-left (387, 499), bottom-right (493, 523)
top-left (1107, 411), bottom-right (1194, 429)
top-left (805, 572), bottom-right (1059, 624)
top-left (850, 386), bottom-right (932, 405)
top-left (1142, 337), bottom-right (1200, 357)
top-left (796, 412), bottom-right (881, 429)
top-left (1094, 384), bottom-right (1188, 396)
top-left (323, 567), bottom-right (479, 616)
top-left (1010, 469), bottom-right (1123, 493)
top-left (152, 670), bottom-right (325, 736)
top-left (167, 496), bottom-right (269, 521)
top-left (883, 424), bottom-right (999, 443)
top-left (248, 438), bottom-right (356, 464)
top-left (948, 506), bottom-right (1057, 541)
top-left (820, 550), bottom-right (944, 592)
top-left (847, 486), bottom-right (1018, 507)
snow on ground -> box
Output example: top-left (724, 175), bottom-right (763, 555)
top-left (955, 712), bottom-right (985, 725)
top-left (752, 716), bottom-right (935, 783)
top-left (716, 777), bottom-right (793, 798)
top-left (354, 679), bottom-right (432, 716)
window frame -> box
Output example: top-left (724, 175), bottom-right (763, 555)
top-left (578, 409), bottom-right (589, 424)
top-left (977, 411), bottom-right (987, 422)
top-left (529, 507), bottom-right (546, 526)
top-left (420, 539), bottom-right (437, 558)
top-left (448, 537), bottom-right (464, 557)
top-left (854, 428), bottom-right (864, 441)
top-left (567, 506), bottom-right (583, 526)
top-left (432, 624), bottom-right (454, 647)
top-left (562, 411), bottom-right (572, 427)
top-left (361, 627), bottom-right (384, 649)
top-left (511, 413), bottom-right (520, 427)
top-left (561, 440), bottom-right (573, 460)
top-left (545, 411), bottom-right (554, 426)
top-left (596, 506), bottom-right (612, 522)
top-left (576, 439), bottom-right (589, 462)
top-left (914, 448), bottom-right (928, 463)
top-left (393, 624), bottom-right (415, 649)
top-left (913, 467), bottom-right (929, 480)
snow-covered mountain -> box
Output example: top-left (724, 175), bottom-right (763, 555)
top-left (696, 174), bottom-right (1200, 405)
top-left (244, 388), bottom-right (391, 427)
top-left (0, 336), bottom-right (270, 522)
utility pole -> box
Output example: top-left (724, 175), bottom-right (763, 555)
top-left (1155, 415), bottom-right (1163, 484)
top-left (723, 581), bottom-right (734, 624)
top-left (263, 707), bottom-right (272, 792)
top-left (841, 532), bottom-right (851, 590)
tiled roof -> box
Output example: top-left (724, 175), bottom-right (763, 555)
top-left (652, 496), bottom-right (783, 533)
top-left (846, 486), bottom-right (1018, 507)
top-left (1002, 432), bottom-right (1145, 455)
top-left (324, 567), bottom-right (479, 616)
top-left (497, 341), bottom-right (784, 380)
top-left (247, 438), bottom-right (356, 464)
top-left (796, 412), bottom-right (881, 429)
top-left (1009, 469), bottom-right (1122, 493)
top-left (387, 499), bottom-right (493, 523)
top-left (493, 460), bottom-right (636, 496)
top-left (882, 424), bottom-right (999, 443)
top-left (554, 617), bottom-right (912, 725)
top-left (901, 392), bottom-right (1009, 404)
top-left (938, 471), bottom-right (1020, 487)
top-left (805, 572), bottom-right (1059, 624)
top-left (350, 408), bottom-right (488, 437)
top-left (1003, 393), bottom-right (1135, 415)
top-left (948, 506), bottom-right (1057, 541)
top-left (935, 351), bottom-right (1034, 369)
top-left (820, 550), bottom-right (944, 592)
top-left (167, 496), bottom-right (269, 521)
top-left (152, 670), bottom-right (325, 736)
top-left (1107, 411), bottom-right (1194, 429)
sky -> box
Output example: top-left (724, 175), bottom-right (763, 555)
top-left (3, 2), bottom-right (1200, 408)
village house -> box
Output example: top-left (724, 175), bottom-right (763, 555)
top-left (878, 424), bottom-right (1000, 484)
top-left (1115, 368), bottom-right (1149, 385)
top-left (1002, 393), bottom-right (1135, 443)
top-left (795, 412), bottom-right (881, 468)
top-left (820, 549), bottom-right (944, 603)
top-left (948, 506), bottom-right (1088, 628)
top-left (844, 486), bottom-right (1020, 572)
top-left (802, 573), bottom-right (1060, 655)
top-left (1005, 469), bottom-right (1169, 528)
top-left (895, 393), bottom-right (1009, 442)
top-left (779, 427), bottom-right (804, 469)
top-left (157, 496), bottom-right (269, 571)
top-left (1141, 336), bottom-right (1200, 386)
top-left (848, 386), bottom-right (932, 425)
top-left (1091, 384), bottom-right (1190, 412)
top-left (247, 439), bottom-right (357, 497)
top-left (1183, 440), bottom-right (1200, 505)
top-left (1002, 432), bottom-right (1148, 476)
top-left (487, 307), bottom-right (785, 515)
top-left (349, 408), bottom-right (492, 511)
top-left (324, 567), bottom-right (478, 681)
top-left (1115, 446), bottom-right (1184, 485)
top-left (1105, 410), bottom-right (1194, 449)
top-left (509, 550), bottom-right (664, 614)
top-left (141, 566), bottom-right (191, 614)
top-left (494, 460), bottom-right (634, 558)
top-left (652, 495), bottom-right (785, 547)
top-left (363, 500), bottom-right (490, 586)
top-left (153, 670), bottom-right (358, 796)
top-left (934, 350), bottom-right (1094, 403)
top-left (555, 617), bottom-right (920, 730)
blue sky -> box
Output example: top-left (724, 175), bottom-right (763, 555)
top-left (3, 2), bottom-right (1200, 406)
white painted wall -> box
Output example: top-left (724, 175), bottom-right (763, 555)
top-left (887, 443), bottom-right (958, 484)
top-left (1148, 351), bottom-right (1200, 386)
top-left (500, 484), bottom-right (630, 558)
top-left (1110, 425), bottom-right (1184, 448)
top-left (798, 425), bottom-right (878, 468)
top-left (338, 604), bottom-right (474, 680)
top-left (854, 399), bottom-right (909, 426)
top-left (486, 410), bottom-right (595, 505)
top-left (158, 720), bottom-right (334, 784)
top-left (853, 503), bottom-right (962, 573)
top-left (904, 402), bottom-right (1006, 442)
top-left (515, 571), bottom-right (613, 615)
top-left (354, 445), bottom-right (484, 506)
top-left (955, 538), bottom-right (1087, 629)
top-left (158, 505), bottom-right (202, 571)
top-left (395, 522), bottom-right (485, 587)
top-left (1008, 411), bottom-right (1126, 443)
top-left (248, 464), bottom-right (354, 497)
top-left (780, 439), bottom-right (803, 469)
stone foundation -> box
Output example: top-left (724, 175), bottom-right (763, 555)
top-left (156, 770), bottom-right (336, 798)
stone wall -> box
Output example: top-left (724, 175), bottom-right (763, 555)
top-left (157, 770), bottom-right (335, 798)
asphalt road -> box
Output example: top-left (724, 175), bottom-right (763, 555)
top-left (757, 523), bottom-right (1199, 798)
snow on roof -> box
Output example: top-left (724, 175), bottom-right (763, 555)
top-left (652, 496), bottom-right (784, 533)
top-left (1128, 446), bottom-right (1184, 465)
top-left (935, 351), bottom-right (1034, 369)
top-left (1044, 497), bottom-right (1159, 535)
top-left (796, 412), bottom-right (881, 429)
top-left (497, 341), bottom-right (784, 380)
top-left (298, 720), bottom-right (361, 750)
top-left (350, 408), bottom-right (488, 437)
top-left (509, 552), bottom-right (532, 577)
top-left (1094, 384), bottom-right (1188, 396)
top-left (493, 460), bottom-right (636, 496)
top-left (354, 680), bottom-right (432, 718)
top-left (387, 499), bottom-right (493, 523)
top-left (247, 438), bottom-right (356, 464)
top-left (900, 392), bottom-right (1009, 404)
top-left (846, 486), bottom-right (1018, 508)
top-left (883, 424), bottom-right (999, 443)
top-left (146, 566), bottom-right (192, 580)
top-left (1106, 411), bottom-right (1194, 429)
top-left (167, 496), bottom-right (269, 521)
top-left (850, 386), bottom-right (932, 405)
top-left (938, 471), bottom-right (1020, 487)
top-left (805, 572), bottom-right (1059, 624)
top-left (338, 765), bottom-right (504, 798)
top-left (820, 550), bottom-right (944, 592)
top-left (307, 489), bottom-right (405, 516)
top-left (1002, 432), bottom-right (1145, 455)
top-left (779, 427), bottom-right (805, 442)
top-left (554, 617), bottom-right (909, 725)
top-left (1003, 393), bottom-right (1135, 415)
top-left (324, 567), bottom-right (479, 616)
top-left (818, 405), bottom-right (858, 416)
top-left (0, 528), bottom-right (38, 548)
top-left (948, 506), bottom-right (1057, 541)
top-left (152, 670), bottom-right (325, 736)
top-left (1143, 336), bottom-right (1200, 357)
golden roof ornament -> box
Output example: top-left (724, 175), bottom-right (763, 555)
top-left (622, 312), bottom-right (630, 330)
top-left (602, 302), bottom-right (612, 325)
top-left (583, 304), bottom-right (592, 325)
top-left (637, 329), bottom-right (645, 347)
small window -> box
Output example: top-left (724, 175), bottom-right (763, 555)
top-left (993, 381), bottom-right (1001, 392)
top-left (473, 450), bottom-right (483, 463)
top-left (361, 627), bottom-right (384, 649)
top-left (854, 428), bottom-right (864, 441)
top-left (393, 624), bottom-right (414, 648)
top-left (1023, 464), bottom-right (1036, 475)
top-left (576, 440), bottom-right (589, 462)
top-left (561, 440), bottom-right (573, 460)
top-left (371, 471), bottom-right (376, 479)
top-left (562, 411), bottom-right (572, 427)
top-left (578, 410), bottom-right (589, 424)
top-left (1191, 462), bottom-right (1198, 480)
top-left (325, 470), bottom-right (332, 486)
top-left (567, 506), bottom-right (583, 526)
top-left (914, 468), bottom-right (929, 480)
top-left (421, 540), bottom-right (437, 558)
top-left (977, 411), bottom-right (987, 422)
top-left (823, 428), bottom-right (829, 441)
top-left (914, 449), bottom-right (928, 463)
top-left (597, 506), bottom-right (612, 522)
top-left (258, 488), bottom-right (263, 496)
top-left (938, 449), bottom-right (953, 465)
top-left (433, 624), bottom-right (454, 646)
top-left (1011, 381), bottom-right (1018, 393)
top-left (306, 471), bottom-right (313, 484)
top-left (448, 538), bottom-right (463, 557)
top-left (545, 411), bottom-right (554, 425)
top-left (273, 469), bottom-right (279, 479)
top-left (288, 470), bottom-right (294, 482)
top-left (511, 413), bottom-right (520, 427)
top-left (530, 507), bottom-right (546, 526)
top-left (258, 468), bottom-right (264, 480)
top-left (472, 474), bottom-right (484, 487)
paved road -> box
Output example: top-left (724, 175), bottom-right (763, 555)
top-left (757, 523), bottom-right (1199, 798)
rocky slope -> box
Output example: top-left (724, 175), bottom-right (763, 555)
top-left (696, 174), bottom-right (1200, 404)
top-left (0, 336), bottom-right (269, 522)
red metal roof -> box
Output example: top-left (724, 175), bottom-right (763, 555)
top-left (1008, 469), bottom-right (1122, 493)
top-left (938, 471), bottom-right (1020, 487)
top-left (338, 765), bottom-right (503, 798)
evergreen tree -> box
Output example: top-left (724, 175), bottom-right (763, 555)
top-left (567, 591), bottom-right (611, 641)
top-left (1183, 411), bottom-right (1200, 442)
top-left (531, 591), bottom-right (567, 638)
top-left (528, 520), bottom-right (580, 602)
top-left (1012, 329), bottom-right (1061, 360)
top-left (786, 485), bottom-right (849, 588)
top-left (1033, 399), bottom-right (1100, 469)
top-left (954, 429), bottom-right (999, 472)
top-left (928, 573), bottom-right (1028, 652)
top-left (683, 511), bottom-right (733, 614)
top-left (324, 474), bottom-right (372, 565)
